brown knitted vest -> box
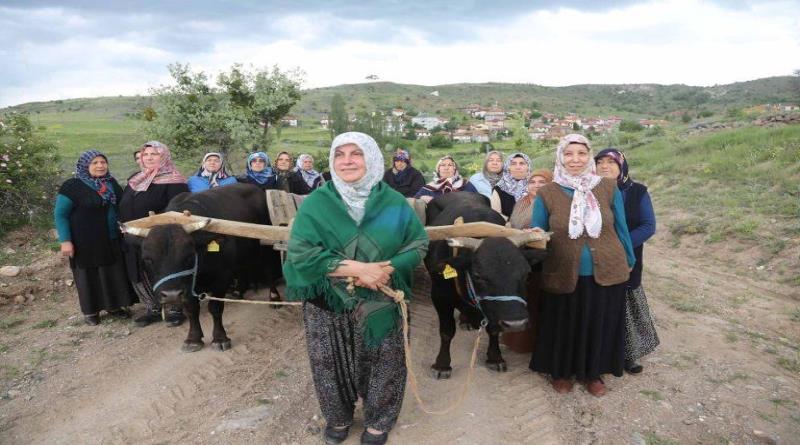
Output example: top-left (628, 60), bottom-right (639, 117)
top-left (537, 178), bottom-right (629, 294)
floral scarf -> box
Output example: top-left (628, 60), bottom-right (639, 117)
top-left (76, 149), bottom-right (116, 204)
top-left (482, 150), bottom-right (504, 188)
top-left (195, 152), bottom-right (229, 188)
top-left (497, 152), bottom-right (531, 201)
top-left (553, 134), bottom-right (603, 239)
top-left (329, 132), bottom-right (386, 223)
top-left (127, 141), bottom-right (186, 192)
top-left (594, 147), bottom-right (631, 189)
top-left (422, 155), bottom-right (465, 193)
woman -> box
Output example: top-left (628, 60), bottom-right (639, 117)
top-left (187, 152), bottom-right (237, 192)
top-left (54, 150), bottom-right (136, 325)
top-left (509, 169), bottom-right (553, 230)
top-left (274, 151), bottom-right (312, 195)
top-left (284, 132), bottom-right (428, 445)
top-left (469, 150), bottom-right (504, 199)
top-left (491, 152), bottom-right (532, 218)
top-left (413, 155), bottom-right (478, 203)
top-left (529, 134), bottom-right (635, 397)
top-left (237, 151), bottom-right (278, 190)
top-left (119, 141), bottom-right (189, 328)
top-left (501, 168), bottom-right (553, 353)
top-left (296, 153), bottom-right (324, 190)
top-left (595, 148), bottom-right (658, 374)
top-left (382, 149), bottom-right (425, 198)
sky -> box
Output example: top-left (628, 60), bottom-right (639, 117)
top-left (1, 0), bottom-right (799, 107)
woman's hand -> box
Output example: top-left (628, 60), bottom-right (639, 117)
top-left (60, 241), bottom-right (74, 258)
top-left (353, 261), bottom-right (393, 290)
top-left (420, 195), bottom-right (433, 203)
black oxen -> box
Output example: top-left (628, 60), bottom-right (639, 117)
top-left (125, 183), bottom-right (281, 352)
top-left (424, 192), bottom-right (547, 378)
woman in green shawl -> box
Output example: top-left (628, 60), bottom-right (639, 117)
top-left (284, 132), bottom-right (428, 445)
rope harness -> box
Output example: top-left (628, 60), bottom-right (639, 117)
top-left (462, 271), bottom-right (527, 322)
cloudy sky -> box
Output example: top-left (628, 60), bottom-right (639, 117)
top-left (2, 0), bottom-right (799, 107)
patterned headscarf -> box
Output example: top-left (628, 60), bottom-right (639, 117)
top-left (393, 149), bottom-right (411, 166)
top-left (594, 148), bottom-right (630, 189)
top-left (196, 152), bottom-right (229, 188)
top-left (423, 155), bottom-right (464, 193)
top-left (482, 150), bottom-right (504, 188)
top-left (296, 154), bottom-right (321, 188)
top-left (329, 132), bottom-right (385, 223)
top-left (553, 134), bottom-right (603, 239)
top-left (127, 141), bottom-right (186, 192)
top-left (76, 149), bottom-right (116, 204)
top-left (275, 151), bottom-right (293, 173)
top-left (497, 152), bottom-right (532, 201)
top-left (246, 152), bottom-right (275, 185)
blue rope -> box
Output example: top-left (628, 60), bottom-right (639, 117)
top-left (464, 272), bottom-right (527, 324)
top-left (151, 254), bottom-right (200, 298)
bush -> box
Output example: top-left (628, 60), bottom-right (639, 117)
top-left (429, 134), bottom-right (452, 148)
top-left (0, 113), bottom-right (62, 237)
top-left (619, 120), bottom-right (644, 132)
top-left (697, 110), bottom-right (714, 118)
top-left (681, 113), bottom-right (692, 123)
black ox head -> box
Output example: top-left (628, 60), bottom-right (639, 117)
top-left (124, 220), bottom-right (210, 305)
top-left (437, 232), bottom-right (547, 332)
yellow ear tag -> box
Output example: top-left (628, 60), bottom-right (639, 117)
top-left (442, 264), bottom-right (458, 280)
top-left (207, 240), bottom-right (220, 252)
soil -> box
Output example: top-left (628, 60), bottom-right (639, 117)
top-left (0, 227), bottom-right (798, 445)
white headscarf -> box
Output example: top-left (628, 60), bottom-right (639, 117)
top-left (295, 154), bottom-right (321, 188)
top-left (329, 132), bottom-right (385, 223)
top-left (553, 134), bottom-right (603, 239)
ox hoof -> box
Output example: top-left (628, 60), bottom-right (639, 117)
top-left (181, 342), bottom-right (204, 353)
top-left (212, 340), bottom-right (232, 351)
top-left (431, 366), bottom-right (452, 380)
top-left (486, 361), bottom-right (508, 372)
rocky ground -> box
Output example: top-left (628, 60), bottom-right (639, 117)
top-left (0, 226), bottom-right (798, 444)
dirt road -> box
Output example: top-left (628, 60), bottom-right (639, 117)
top-left (1, 230), bottom-right (798, 444)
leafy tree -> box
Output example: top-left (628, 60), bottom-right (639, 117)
top-left (403, 127), bottom-right (417, 141)
top-left (530, 111), bottom-right (542, 119)
top-left (351, 110), bottom-right (386, 147)
top-left (0, 113), bottom-right (61, 236)
top-left (429, 133), bottom-right (452, 148)
top-left (572, 122), bottom-right (580, 131)
top-left (619, 120), bottom-right (645, 132)
top-left (330, 93), bottom-right (348, 137)
top-left (681, 112), bottom-right (692, 123)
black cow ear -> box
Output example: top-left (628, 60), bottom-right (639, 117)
top-left (123, 233), bottom-right (143, 249)
top-left (521, 248), bottom-right (547, 266)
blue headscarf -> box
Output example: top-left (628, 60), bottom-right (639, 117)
top-left (246, 152), bottom-right (275, 185)
top-left (76, 149), bottom-right (116, 204)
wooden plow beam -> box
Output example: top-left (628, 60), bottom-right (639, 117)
top-left (124, 211), bottom-right (549, 249)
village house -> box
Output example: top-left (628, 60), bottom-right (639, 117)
top-left (414, 128), bottom-right (431, 138)
top-left (319, 115), bottom-right (330, 129)
top-left (280, 115), bottom-right (299, 127)
top-left (385, 116), bottom-right (405, 133)
top-left (471, 130), bottom-right (490, 143)
top-left (452, 128), bottom-right (472, 143)
top-left (391, 108), bottom-right (405, 117)
top-left (484, 108), bottom-right (506, 122)
top-left (411, 114), bottom-right (448, 130)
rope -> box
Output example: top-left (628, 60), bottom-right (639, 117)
top-left (200, 294), bottom-right (302, 306)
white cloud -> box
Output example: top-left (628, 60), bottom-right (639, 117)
top-left (1, 0), bottom-right (799, 107)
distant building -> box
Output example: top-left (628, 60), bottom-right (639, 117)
top-left (280, 115), bottom-right (299, 127)
top-left (414, 128), bottom-right (431, 138)
top-left (320, 115), bottom-right (330, 129)
top-left (411, 114), bottom-right (448, 130)
top-left (391, 108), bottom-right (405, 117)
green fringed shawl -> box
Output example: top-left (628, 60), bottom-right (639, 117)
top-left (283, 181), bottom-right (428, 347)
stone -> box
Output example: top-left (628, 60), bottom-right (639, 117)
top-left (2, 248), bottom-right (15, 254)
top-left (630, 432), bottom-right (646, 445)
top-left (7, 389), bottom-right (21, 399)
top-left (49, 229), bottom-right (58, 239)
top-left (14, 295), bottom-right (26, 304)
top-left (752, 430), bottom-right (778, 445)
top-left (0, 266), bottom-right (21, 277)
top-left (65, 279), bottom-right (74, 287)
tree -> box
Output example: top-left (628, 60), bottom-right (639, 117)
top-left (330, 93), bottom-right (348, 137)
top-left (429, 133), bottom-right (452, 148)
top-left (0, 113), bottom-right (61, 236)
top-left (619, 120), bottom-right (645, 132)
top-left (352, 110), bottom-right (385, 147)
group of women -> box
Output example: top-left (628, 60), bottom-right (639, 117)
top-left (55, 131), bottom-right (658, 445)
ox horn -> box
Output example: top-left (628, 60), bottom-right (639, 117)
top-left (182, 218), bottom-right (211, 234)
top-left (507, 230), bottom-right (545, 247)
top-left (122, 224), bottom-right (150, 237)
top-left (447, 237), bottom-right (483, 251)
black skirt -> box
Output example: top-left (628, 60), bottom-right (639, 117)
top-left (530, 276), bottom-right (626, 380)
top-left (71, 240), bottom-right (138, 315)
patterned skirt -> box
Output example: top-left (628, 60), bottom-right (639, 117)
top-left (624, 285), bottom-right (660, 362)
top-left (302, 302), bottom-right (407, 432)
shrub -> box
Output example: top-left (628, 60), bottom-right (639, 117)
top-left (429, 134), bottom-right (452, 148)
top-left (619, 120), bottom-right (644, 132)
top-left (0, 113), bottom-right (62, 237)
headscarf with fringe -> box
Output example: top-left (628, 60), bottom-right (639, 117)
top-left (553, 134), bottom-right (603, 239)
top-left (195, 152), bottom-right (230, 188)
top-left (127, 141), bottom-right (186, 192)
top-left (421, 155), bottom-right (464, 193)
top-left (75, 149), bottom-right (116, 204)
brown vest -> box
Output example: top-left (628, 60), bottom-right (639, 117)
top-left (537, 178), bottom-right (629, 294)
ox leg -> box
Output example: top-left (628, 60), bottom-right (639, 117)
top-left (485, 328), bottom-right (508, 372)
top-left (209, 298), bottom-right (231, 351)
top-left (430, 278), bottom-right (456, 379)
top-left (181, 297), bottom-right (204, 353)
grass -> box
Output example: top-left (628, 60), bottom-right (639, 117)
top-left (790, 306), bottom-right (800, 323)
top-left (275, 370), bottom-right (288, 378)
top-left (777, 356), bottom-right (800, 373)
top-left (707, 371), bottom-right (749, 384)
top-left (0, 316), bottom-right (26, 331)
top-left (724, 332), bottom-right (739, 343)
top-left (639, 390), bottom-right (664, 401)
top-left (31, 318), bottom-right (58, 329)
top-left (643, 431), bottom-right (680, 445)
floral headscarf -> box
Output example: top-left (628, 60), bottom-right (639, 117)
top-left (296, 154), bottom-right (321, 188)
top-left (422, 155), bottom-right (465, 193)
top-left (245, 151), bottom-right (275, 185)
top-left (275, 151), bottom-right (293, 174)
top-left (482, 150), bottom-right (504, 188)
top-left (497, 152), bottom-right (531, 201)
top-left (594, 148), bottom-right (630, 189)
top-left (329, 132), bottom-right (385, 223)
top-left (127, 141), bottom-right (186, 192)
top-left (195, 152), bottom-right (229, 188)
top-left (76, 149), bottom-right (116, 204)
top-left (553, 134), bottom-right (603, 239)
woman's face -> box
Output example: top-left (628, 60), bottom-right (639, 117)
top-left (275, 154), bottom-right (292, 171)
top-left (203, 155), bottom-right (221, 173)
top-left (596, 156), bottom-right (621, 180)
top-left (141, 146), bottom-right (162, 170)
top-left (393, 159), bottom-right (407, 171)
top-left (250, 157), bottom-right (266, 173)
top-left (562, 143), bottom-right (590, 176)
top-left (527, 175), bottom-right (549, 197)
top-left (88, 156), bottom-right (108, 178)
top-left (438, 159), bottom-right (456, 179)
top-left (302, 157), bottom-right (314, 171)
top-left (486, 153), bottom-right (503, 174)
top-left (508, 156), bottom-right (529, 180)
top-left (333, 144), bottom-right (367, 183)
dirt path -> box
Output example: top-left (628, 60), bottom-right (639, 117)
top-left (1, 232), bottom-right (798, 444)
